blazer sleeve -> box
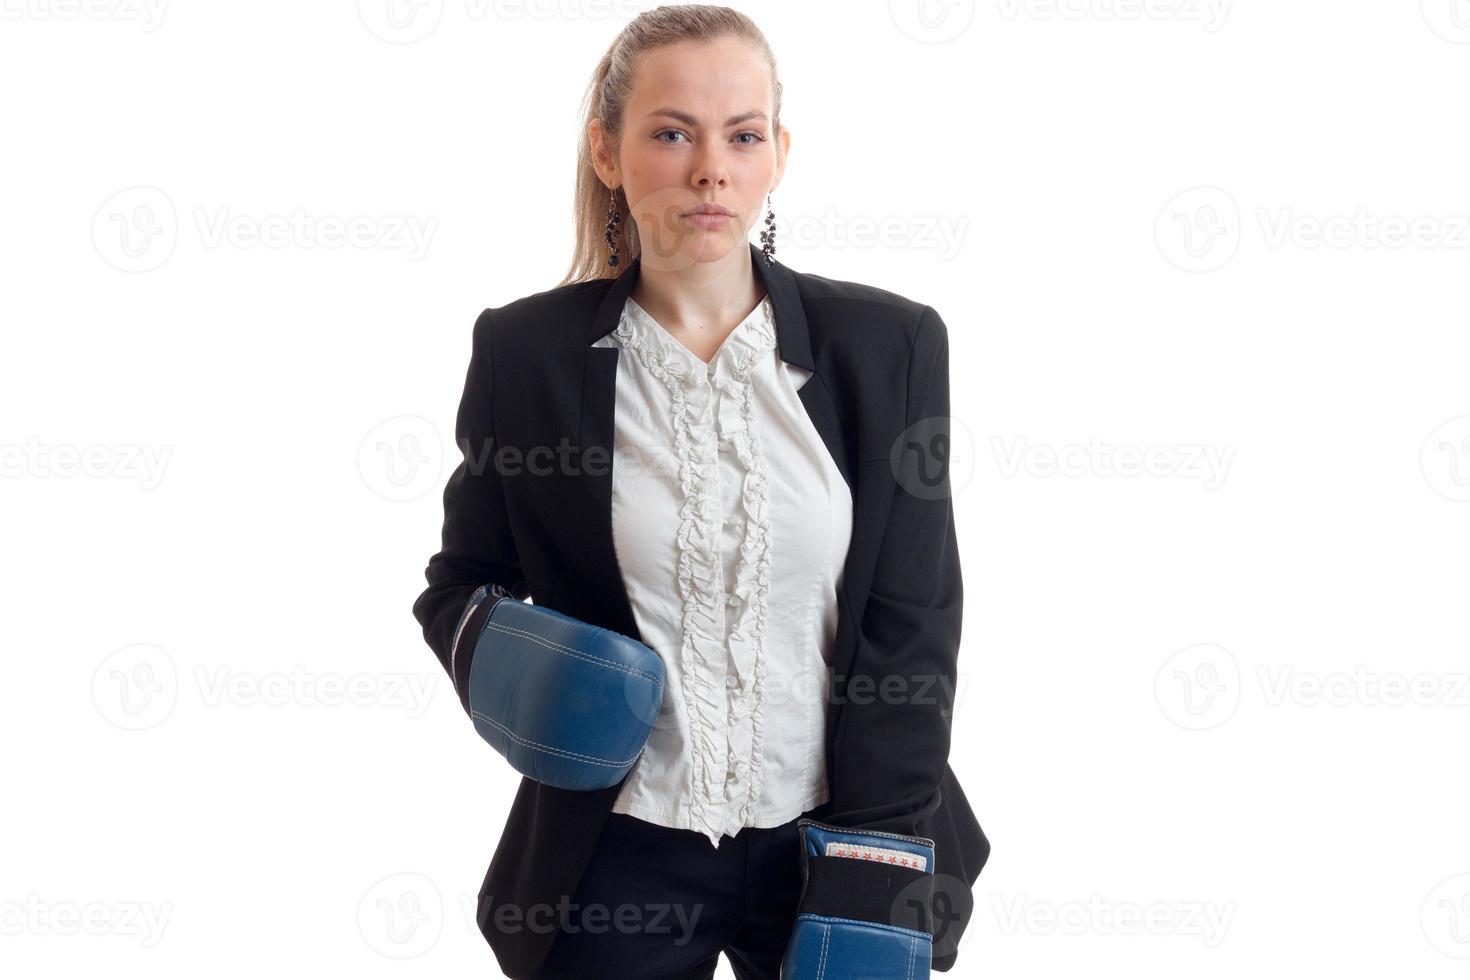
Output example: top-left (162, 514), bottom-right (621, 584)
top-left (824, 304), bottom-right (963, 839)
top-left (411, 308), bottom-right (530, 717)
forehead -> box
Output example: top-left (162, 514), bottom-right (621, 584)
top-left (627, 38), bottom-right (772, 118)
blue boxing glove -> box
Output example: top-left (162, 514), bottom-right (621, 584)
top-left (779, 820), bottom-right (936, 979)
top-left (448, 582), bottom-right (665, 791)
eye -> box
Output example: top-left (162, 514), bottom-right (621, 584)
top-left (734, 131), bottom-right (767, 146)
top-left (653, 129), bottom-right (688, 144)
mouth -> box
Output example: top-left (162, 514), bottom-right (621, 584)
top-left (684, 203), bottom-right (735, 217)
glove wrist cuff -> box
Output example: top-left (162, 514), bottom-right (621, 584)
top-left (794, 820), bottom-right (937, 935)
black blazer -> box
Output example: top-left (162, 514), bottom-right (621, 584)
top-left (412, 241), bottom-right (990, 976)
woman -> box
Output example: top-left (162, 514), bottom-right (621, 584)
top-left (411, 6), bottom-right (988, 978)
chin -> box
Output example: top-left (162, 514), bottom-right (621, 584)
top-left (683, 230), bottom-right (746, 264)
top-left (638, 226), bottom-right (747, 272)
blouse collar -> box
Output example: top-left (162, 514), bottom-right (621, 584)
top-left (612, 294), bottom-right (778, 390)
top-left (586, 242), bottom-right (815, 372)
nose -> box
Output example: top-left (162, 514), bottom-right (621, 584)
top-left (690, 142), bottom-right (731, 190)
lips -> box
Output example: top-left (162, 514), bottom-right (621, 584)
top-left (685, 204), bottom-right (734, 216)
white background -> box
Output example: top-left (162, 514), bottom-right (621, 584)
top-left (3, 1), bottom-right (1469, 977)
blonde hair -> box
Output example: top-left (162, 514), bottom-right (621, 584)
top-left (558, 4), bottom-right (784, 287)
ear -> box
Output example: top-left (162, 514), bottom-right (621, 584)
top-left (588, 118), bottom-right (620, 188)
top-left (771, 124), bottom-right (791, 194)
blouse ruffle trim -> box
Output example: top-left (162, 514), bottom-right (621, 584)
top-left (611, 297), bottom-right (778, 845)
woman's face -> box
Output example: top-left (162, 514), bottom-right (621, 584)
top-left (594, 36), bottom-right (788, 271)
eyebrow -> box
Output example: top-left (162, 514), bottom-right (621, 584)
top-left (647, 108), bottom-right (769, 127)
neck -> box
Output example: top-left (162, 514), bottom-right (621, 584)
top-left (630, 241), bottom-right (767, 340)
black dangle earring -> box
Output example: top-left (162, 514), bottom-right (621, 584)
top-left (605, 186), bottom-right (622, 268)
top-left (759, 192), bottom-right (776, 267)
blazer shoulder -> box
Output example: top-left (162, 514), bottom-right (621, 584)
top-left (791, 267), bottom-right (943, 355)
top-left (470, 276), bottom-right (613, 350)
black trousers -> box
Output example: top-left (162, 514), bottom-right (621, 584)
top-left (526, 803), bottom-right (828, 979)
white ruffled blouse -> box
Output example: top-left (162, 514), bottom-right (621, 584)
top-left (591, 292), bottom-right (853, 847)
